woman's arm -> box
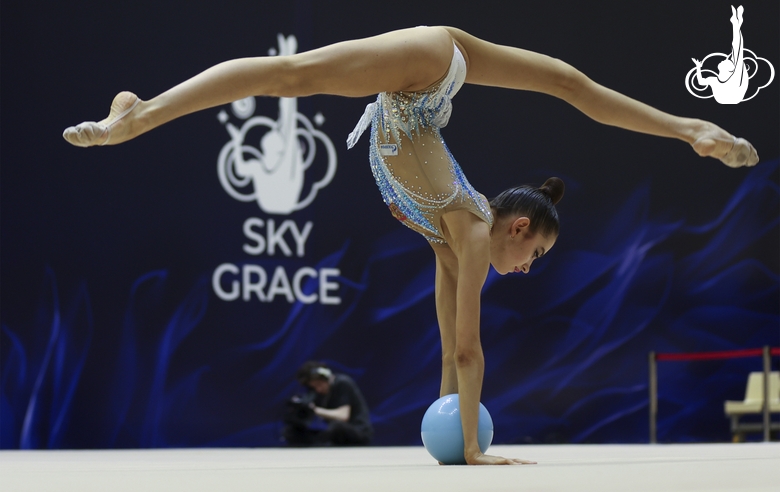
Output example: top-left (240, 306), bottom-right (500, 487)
top-left (445, 211), bottom-right (490, 464)
top-left (430, 242), bottom-right (460, 397)
top-left (441, 210), bottom-right (535, 465)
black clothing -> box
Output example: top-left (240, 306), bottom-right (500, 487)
top-left (317, 374), bottom-right (372, 434)
top-left (283, 374), bottom-right (373, 446)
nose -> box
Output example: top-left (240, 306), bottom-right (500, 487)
top-left (520, 264), bottom-right (530, 274)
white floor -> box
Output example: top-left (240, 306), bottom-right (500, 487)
top-left (2, 443), bottom-right (778, 492)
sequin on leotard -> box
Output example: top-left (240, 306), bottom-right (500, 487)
top-left (347, 43), bottom-right (493, 244)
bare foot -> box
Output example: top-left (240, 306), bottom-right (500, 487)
top-left (63, 92), bottom-right (141, 147)
top-left (691, 121), bottom-right (759, 168)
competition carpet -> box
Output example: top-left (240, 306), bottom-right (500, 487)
top-left (2, 443), bottom-right (778, 491)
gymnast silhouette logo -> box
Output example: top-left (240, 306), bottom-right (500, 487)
top-left (217, 34), bottom-right (337, 214)
top-left (685, 5), bottom-right (774, 104)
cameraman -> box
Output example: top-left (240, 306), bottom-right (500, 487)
top-left (283, 361), bottom-right (373, 446)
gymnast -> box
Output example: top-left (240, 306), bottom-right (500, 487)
top-left (62, 26), bottom-right (760, 465)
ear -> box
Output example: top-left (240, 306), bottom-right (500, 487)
top-left (510, 217), bottom-right (530, 237)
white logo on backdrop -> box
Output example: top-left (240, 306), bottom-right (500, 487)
top-left (217, 34), bottom-right (337, 214)
top-left (685, 5), bottom-right (774, 104)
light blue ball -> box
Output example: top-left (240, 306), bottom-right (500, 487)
top-left (420, 394), bottom-right (494, 465)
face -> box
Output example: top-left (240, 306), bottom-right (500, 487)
top-left (489, 216), bottom-right (557, 275)
top-left (308, 379), bottom-right (330, 395)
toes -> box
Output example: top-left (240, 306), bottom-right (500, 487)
top-left (747, 144), bottom-right (759, 166)
top-left (720, 138), bottom-right (756, 168)
top-left (62, 122), bottom-right (107, 147)
top-left (731, 138), bottom-right (751, 167)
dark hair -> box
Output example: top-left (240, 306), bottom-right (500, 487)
top-left (296, 361), bottom-right (332, 385)
top-left (489, 177), bottom-right (564, 237)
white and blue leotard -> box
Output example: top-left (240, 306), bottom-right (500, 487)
top-left (347, 43), bottom-right (493, 244)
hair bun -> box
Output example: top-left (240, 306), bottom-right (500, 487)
top-left (539, 177), bottom-right (565, 205)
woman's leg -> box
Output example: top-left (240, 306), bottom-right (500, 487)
top-left (443, 27), bottom-right (759, 167)
top-left (63, 27), bottom-right (455, 147)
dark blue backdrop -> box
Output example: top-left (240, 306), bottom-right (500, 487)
top-left (2, 0), bottom-right (778, 448)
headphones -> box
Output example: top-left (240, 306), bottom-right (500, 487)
top-left (311, 366), bottom-right (332, 379)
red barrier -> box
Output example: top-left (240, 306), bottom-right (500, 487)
top-left (656, 348), bottom-right (780, 362)
top-left (648, 346), bottom-right (779, 443)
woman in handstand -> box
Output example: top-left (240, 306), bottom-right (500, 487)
top-left (63, 26), bottom-right (759, 465)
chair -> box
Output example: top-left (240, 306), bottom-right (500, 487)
top-left (723, 371), bottom-right (780, 442)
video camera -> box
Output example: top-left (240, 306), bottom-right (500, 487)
top-left (284, 392), bottom-right (316, 428)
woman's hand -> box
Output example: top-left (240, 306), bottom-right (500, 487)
top-left (466, 452), bottom-right (537, 465)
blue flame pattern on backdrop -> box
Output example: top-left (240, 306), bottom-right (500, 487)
top-left (2, 161), bottom-right (778, 448)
